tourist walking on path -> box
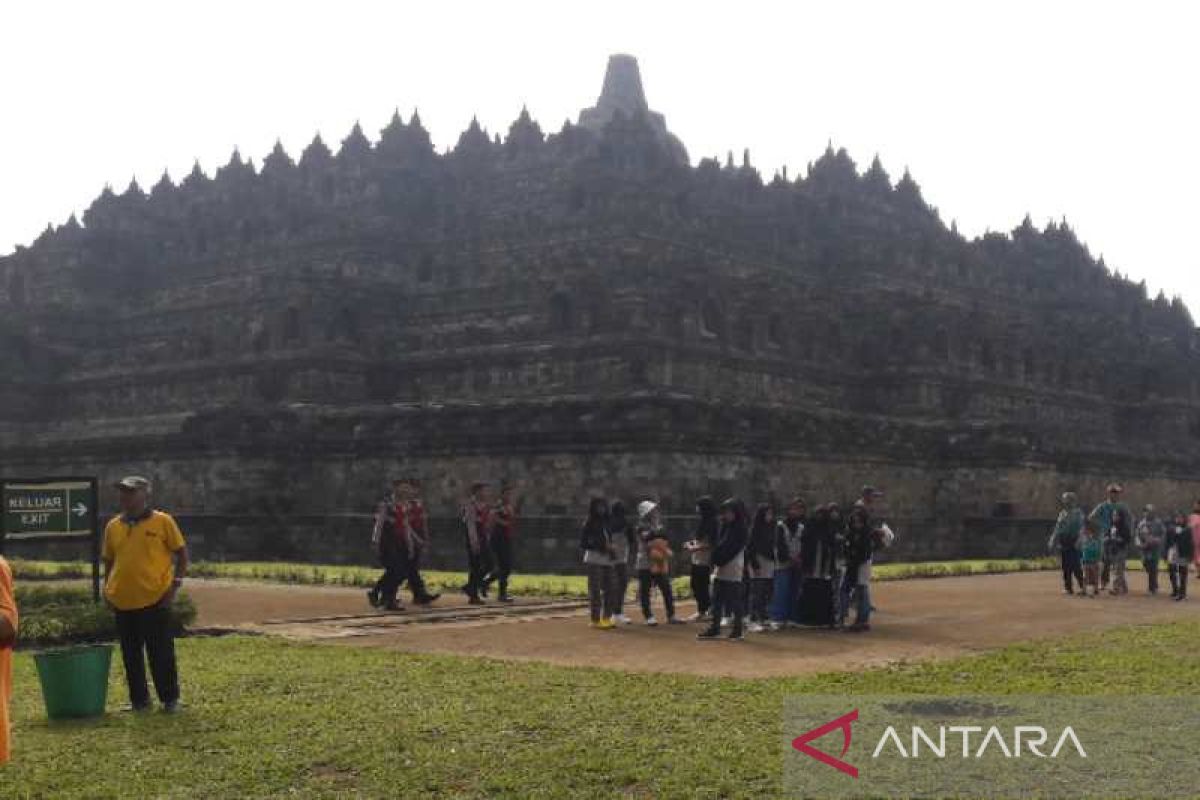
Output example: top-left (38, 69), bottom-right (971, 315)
top-left (1079, 521), bottom-right (1102, 597)
top-left (1090, 484), bottom-right (1131, 591)
top-left (580, 497), bottom-right (617, 629)
top-left (369, 479), bottom-right (439, 610)
top-left (841, 503), bottom-right (892, 632)
top-left (769, 498), bottom-right (806, 629)
top-left (698, 498), bottom-right (748, 641)
top-left (486, 484), bottom-right (518, 603)
top-left (462, 482), bottom-right (495, 604)
top-left (608, 500), bottom-right (635, 624)
top-left (1048, 492), bottom-right (1085, 595)
top-left (1189, 501), bottom-right (1200, 573)
top-left (683, 497), bottom-right (716, 621)
top-left (102, 476), bottom-right (188, 713)
top-left (1104, 504), bottom-right (1133, 596)
top-left (745, 504), bottom-right (776, 633)
top-left (1167, 511), bottom-right (1193, 601)
top-left (368, 480), bottom-right (409, 611)
top-left (0, 555), bottom-right (17, 765)
top-left (1134, 505), bottom-right (1165, 595)
top-left (635, 501), bottom-right (680, 625)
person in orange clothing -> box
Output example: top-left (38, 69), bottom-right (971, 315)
top-left (0, 555), bottom-right (18, 765)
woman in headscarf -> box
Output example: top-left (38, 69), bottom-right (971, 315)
top-left (698, 498), bottom-right (749, 641)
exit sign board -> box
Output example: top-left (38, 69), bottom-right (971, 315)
top-left (3, 478), bottom-right (96, 537)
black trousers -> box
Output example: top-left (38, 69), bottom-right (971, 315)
top-left (465, 536), bottom-right (493, 598)
top-left (1143, 557), bottom-right (1159, 593)
top-left (1060, 549), bottom-right (1084, 593)
top-left (375, 540), bottom-right (409, 604)
top-left (586, 563), bottom-right (617, 622)
top-left (403, 547), bottom-right (430, 601)
top-left (1170, 564), bottom-right (1188, 597)
top-left (638, 570), bottom-right (675, 619)
top-left (489, 535), bottom-right (514, 596)
top-left (115, 604), bottom-right (179, 707)
top-left (689, 564), bottom-right (712, 615)
top-left (705, 579), bottom-right (744, 635)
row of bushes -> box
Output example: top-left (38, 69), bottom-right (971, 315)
top-left (13, 585), bottom-right (197, 649)
top-left (11, 557), bottom-right (1063, 601)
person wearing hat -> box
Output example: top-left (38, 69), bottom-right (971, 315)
top-left (634, 500), bottom-right (681, 625)
top-left (102, 476), bottom-right (188, 712)
top-left (1047, 492), bottom-right (1085, 595)
top-left (0, 553), bottom-right (17, 764)
top-left (1134, 504), bottom-right (1165, 595)
top-left (1089, 484), bottom-right (1132, 593)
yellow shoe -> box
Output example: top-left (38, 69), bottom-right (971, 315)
top-left (599, 616), bottom-right (615, 629)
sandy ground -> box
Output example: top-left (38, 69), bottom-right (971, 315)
top-left (182, 572), bottom-right (1200, 679)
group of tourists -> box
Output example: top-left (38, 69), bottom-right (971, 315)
top-left (1047, 483), bottom-right (1200, 600)
top-left (368, 478), bottom-right (519, 610)
top-left (579, 485), bottom-right (896, 639)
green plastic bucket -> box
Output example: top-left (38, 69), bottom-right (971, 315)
top-left (33, 644), bottom-right (113, 720)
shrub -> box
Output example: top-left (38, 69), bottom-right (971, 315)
top-left (15, 590), bottom-right (197, 649)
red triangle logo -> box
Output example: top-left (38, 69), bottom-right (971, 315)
top-left (791, 708), bottom-right (859, 778)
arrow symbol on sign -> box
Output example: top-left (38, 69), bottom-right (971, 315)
top-left (72, 502), bottom-right (88, 517)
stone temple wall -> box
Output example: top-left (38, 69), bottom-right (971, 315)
top-left (3, 55), bottom-right (1200, 569)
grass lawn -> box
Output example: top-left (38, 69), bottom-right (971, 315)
top-left (8, 557), bottom-right (1063, 600)
top-left (5, 619), bottom-right (1200, 798)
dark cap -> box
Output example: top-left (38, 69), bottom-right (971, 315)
top-left (114, 475), bottom-right (151, 491)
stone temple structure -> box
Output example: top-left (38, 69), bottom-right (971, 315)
top-left (3, 55), bottom-right (1199, 567)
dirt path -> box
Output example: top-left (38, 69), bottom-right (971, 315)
top-left (184, 574), bottom-right (1200, 679)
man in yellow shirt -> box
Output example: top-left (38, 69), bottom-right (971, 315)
top-left (102, 476), bottom-right (189, 713)
top-left (0, 556), bottom-right (17, 764)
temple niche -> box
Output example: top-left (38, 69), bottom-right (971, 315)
top-left (0, 53), bottom-right (1198, 567)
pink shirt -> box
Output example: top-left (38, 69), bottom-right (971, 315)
top-left (1189, 514), bottom-right (1200, 565)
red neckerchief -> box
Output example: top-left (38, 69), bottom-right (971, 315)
top-left (475, 501), bottom-right (494, 531)
top-left (407, 500), bottom-right (426, 537)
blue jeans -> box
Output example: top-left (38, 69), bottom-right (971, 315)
top-left (770, 569), bottom-right (795, 622)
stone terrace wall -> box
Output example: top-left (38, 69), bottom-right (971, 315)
top-left (4, 512), bottom-right (1060, 574)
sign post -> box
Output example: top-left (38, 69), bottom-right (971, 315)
top-left (0, 477), bottom-right (101, 602)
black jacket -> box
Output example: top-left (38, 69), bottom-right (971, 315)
top-left (580, 518), bottom-right (609, 553)
top-left (801, 511), bottom-right (841, 578)
top-left (712, 518), bottom-right (748, 568)
top-left (1167, 523), bottom-right (1195, 561)
top-left (843, 508), bottom-right (874, 568)
top-left (747, 514), bottom-right (776, 570)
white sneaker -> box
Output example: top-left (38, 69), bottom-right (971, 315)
top-left (747, 622), bottom-right (765, 634)
top-left (614, 613), bottom-right (631, 625)
top-left (721, 616), bottom-right (733, 627)
top-left (645, 616), bottom-right (658, 626)
top-left (684, 612), bottom-right (704, 622)
top-left (768, 621), bottom-right (784, 632)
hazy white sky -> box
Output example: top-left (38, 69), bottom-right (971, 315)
top-left (2, 0), bottom-right (1197, 311)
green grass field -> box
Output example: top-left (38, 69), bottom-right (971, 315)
top-left (4, 619), bottom-right (1199, 798)
top-left (8, 556), bottom-right (1062, 599)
